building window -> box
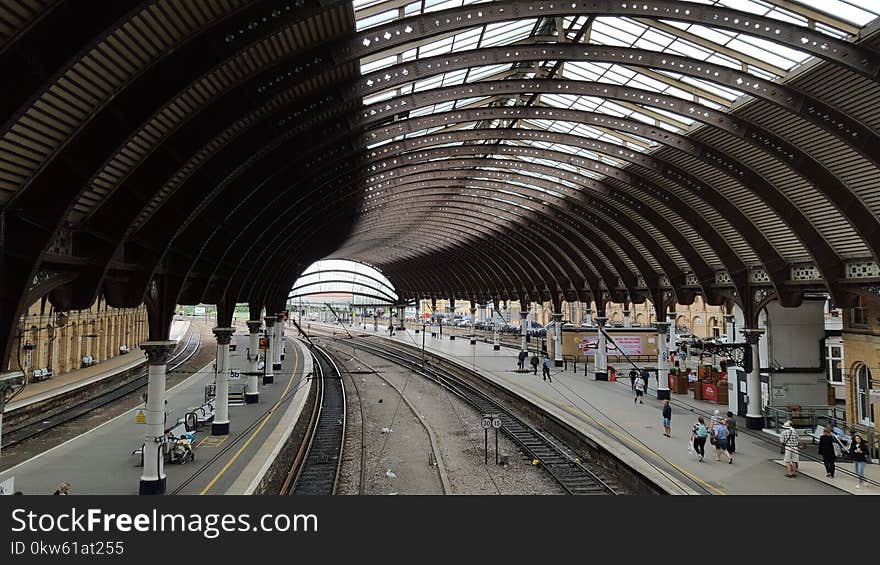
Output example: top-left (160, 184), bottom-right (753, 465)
top-left (850, 297), bottom-right (868, 327)
top-left (856, 364), bottom-right (874, 425)
top-left (826, 346), bottom-right (843, 384)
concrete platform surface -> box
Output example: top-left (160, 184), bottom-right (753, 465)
top-left (341, 323), bottom-right (849, 495)
top-left (0, 331), bottom-right (309, 496)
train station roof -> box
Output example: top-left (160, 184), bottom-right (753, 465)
top-left (2, 0), bottom-right (880, 363)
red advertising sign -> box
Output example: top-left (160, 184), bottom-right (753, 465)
top-left (701, 382), bottom-right (718, 402)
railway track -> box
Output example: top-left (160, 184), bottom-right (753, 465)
top-left (312, 328), bottom-right (618, 495)
top-left (3, 330), bottom-right (202, 448)
top-left (281, 343), bottom-right (346, 495)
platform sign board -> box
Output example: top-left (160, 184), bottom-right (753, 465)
top-left (259, 337), bottom-right (269, 351)
top-left (135, 410), bottom-right (146, 424)
top-left (194, 306), bottom-right (206, 315)
top-left (581, 336), bottom-right (643, 356)
top-left (481, 416), bottom-right (492, 429)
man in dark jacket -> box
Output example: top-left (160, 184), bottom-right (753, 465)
top-left (517, 349), bottom-right (528, 371)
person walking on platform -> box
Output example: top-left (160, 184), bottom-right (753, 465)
top-left (517, 349), bottom-right (528, 371)
top-left (629, 369), bottom-right (638, 391)
top-left (542, 355), bottom-right (552, 383)
top-left (542, 355), bottom-right (553, 383)
top-left (850, 433), bottom-right (871, 487)
top-left (634, 376), bottom-right (644, 404)
top-left (662, 400), bottom-right (672, 437)
top-left (640, 368), bottom-right (650, 396)
top-left (780, 421), bottom-right (800, 478)
top-left (692, 416), bottom-right (709, 462)
top-left (530, 353), bottom-right (540, 375)
top-left (818, 425), bottom-right (840, 478)
top-left (713, 419), bottom-right (733, 464)
top-left (726, 411), bottom-right (737, 454)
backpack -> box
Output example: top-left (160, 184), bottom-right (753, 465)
top-left (695, 424), bottom-right (709, 438)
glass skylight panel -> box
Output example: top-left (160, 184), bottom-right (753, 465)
top-left (356, 9), bottom-right (400, 31)
top-left (562, 61), bottom-right (604, 82)
top-left (466, 63), bottom-right (511, 82)
top-left (665, 39), bottom-right (714, 62)
top-left (811, 0), bottom-right (880, 25)
top-left (418, 35), bottom-right (455, 58)
top-left (480, 19), bottom-right (536, 48)
top-left (592, 18), bottom-right (643, 43)
top-left (363, 89), bottom-right (397, 106)
top-left (588, 28), bottom-right (633, 48)
top-left (362, 55), bottom-right (399, 74)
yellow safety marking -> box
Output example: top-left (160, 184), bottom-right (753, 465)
top-left (198, 436), bottom-right (229, 448)
top-left (199, 348), bottom-right (301, 495)
top-left (519, 387), bottom-right (725, 496)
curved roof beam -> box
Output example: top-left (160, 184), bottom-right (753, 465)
top-left (358, 79), bottom-right (878, 262)
top-left (361, 108), bottom-right (840, 289)
top-left (359, 149), bottom-right (714, 286)
top-left (340, 1), bottom-right (880, 80)
top-left (352, 43), bottom-right (880, 165)
top-left (359, 176), bottom-right (652, 292)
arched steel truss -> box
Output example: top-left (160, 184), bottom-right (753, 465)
top-left (2, 0), bottom-right (880, 367)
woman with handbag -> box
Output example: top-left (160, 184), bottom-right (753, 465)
top-left (817, 425), bottom-right (839, 478)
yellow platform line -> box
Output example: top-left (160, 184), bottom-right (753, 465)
top-left (518, 386), bottom-right (724, 495)
top-left (199, 348), bottom-right (300, 495)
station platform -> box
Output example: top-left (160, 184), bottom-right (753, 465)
top-left (0, 330), bottom-right (312, 495)
top-left (347, 323), bottom-right (872, 495)
top-left (7, 320), bottom-right (190, 411)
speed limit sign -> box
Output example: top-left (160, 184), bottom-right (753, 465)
top-left (492, 416), bottom-right (502, 429)
top-left (481, 415), bottom-right (492, 429)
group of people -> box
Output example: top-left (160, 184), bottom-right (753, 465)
top-left (690, 410), bottom-right (736, 464)
top-left (795, 423), bottom-right (873, 487)
top-left (518, 350), bottom-right (552, 382)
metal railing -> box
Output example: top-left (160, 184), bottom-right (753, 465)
top-left (763, 404), bottom-right (876, 459)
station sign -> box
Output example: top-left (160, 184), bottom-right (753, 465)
top-left (135, 410), bottom-right (146, 424)
top-left (581, 336), bottom-right (643, 355)
top-left (259, 337), bottom-right (269, 351)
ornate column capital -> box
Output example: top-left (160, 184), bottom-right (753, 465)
top-left (666, 310), bottom-right (677, 319)
top-left (725, 314), bottom-right (736, 323)
top-left (212, 327), bottom-right (235, 345)
top-left (595, 316), bottom-right (608, 327)
top-left (552, 312), bottom-right (563, 321)
top-left (246, 320), bottom-right (263, 334)
top-left (519, 311), bottom-right (529, 319)
top-left (264, 315), bottom-right (276, 328)
top-left (740, 328), bottom-right (765, 344)
top-left (653, 321), bottom-right (671, 335)
top-left (623, 309), bottom-right (631, 316)
top-left (139, 340), bottom-right (177, 364)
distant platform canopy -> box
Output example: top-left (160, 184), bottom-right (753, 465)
top-left (289, 260), bottom-right (398, 304)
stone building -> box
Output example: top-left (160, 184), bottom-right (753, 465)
top-left (841, 293), bottom-right (879, 431)
top-left (5, 295), bottom-right (148, 377)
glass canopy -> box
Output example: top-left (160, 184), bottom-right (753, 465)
top-left (352, 0), bottom-right (880, 185)
top-left (290, 259), bottom-right (399, 304)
